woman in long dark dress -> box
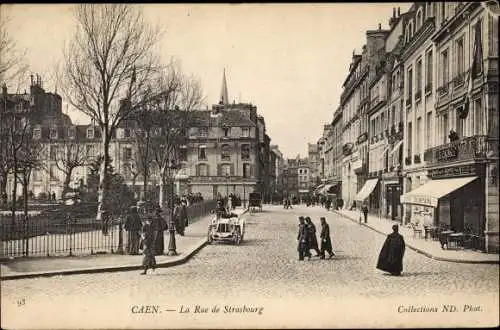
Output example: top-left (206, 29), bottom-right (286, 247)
top-left (377, 225), bottom-right (406, 276)
top-left (305, 217), bottom-right (321, 257)
top-left (154, 206), bottom-right (167, 255)
top-left (124, 206), bottom-right (142, 255)
top-left (140, 220), bottom-right (157, 275)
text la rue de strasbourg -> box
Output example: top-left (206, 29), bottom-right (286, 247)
top-left (397, 304), bottom-right (483, 313)
top-left (131, 304), bottom-right (264, 315)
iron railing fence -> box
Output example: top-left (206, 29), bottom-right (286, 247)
top-left (0, 200), bottom-right (217, 258)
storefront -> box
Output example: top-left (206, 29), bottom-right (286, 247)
top-left (402, 163), bottom-right (486, 250)
top-left (354, 178), bottom-right (379, 209)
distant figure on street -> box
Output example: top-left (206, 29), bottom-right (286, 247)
top-left (305, 217), bottom-right (321, 257)
top-left (174, 199), bottom-right (185, 236)
top-left (362, 203), bottom-right (369, 223)
top-left (125, 206), bottom-right (142, 255)
top-left (154, 206), bottom-right (167, 255)
top-left (52, 191), bottom-right (56, 201)
top-left (101, 210), bottom-right (110, 236)
top-left (297, 216), bottom-right (311, 261)
top-left (377, 225), bottom-right (406, 276)
top-left (319, 217), bottom-right (335, 259)
top-left (181, 199), bottom-right (189, 228)
top-left (140, 219), bottom-right (157, 275)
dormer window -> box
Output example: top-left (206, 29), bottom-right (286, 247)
top-left (50, 128), bottom-right (58, 139)
top-left (33, 128), bottom-right (41, 139)
top-left (123, 128), bottom-right (131, 138)
top-left (223, 127), bottom-right (231, 137)
top-left (416, 8), bottom-right (423, 30)
top-left (242, 127), bottom-right (250, 138)
top-left (87, 127), bottom-right (94, 139)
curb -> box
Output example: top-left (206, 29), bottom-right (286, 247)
top-left (1, 208), bottom-right (250, 281)
top-left (332, 210), bottom-right (499, 265)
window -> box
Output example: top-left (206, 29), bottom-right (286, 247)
top-left (221, 144), bottom-right (231, 160)
top-left (472, 20), bottom-right (484, 77)
top-left (241, 144), bottom-right (250, 160)
top-left (49, 165), bottom-right (58, 181)
top-left (179, 146), bottom-right (188, 161)
top-left (199, 127), bottom-right (208, 137)
top-left (416, 59), bottom-right (422, 94)
top-left (50, 146), bottom-right (58, 161)
top-left (416, 117), bottom-right (422, 154)
top-left (223, 127), bottom-right (231, 137)
top-left (416, 8), bottom-right (423, 29)
top-left (426, 112), bottom-right (433, 149)
top-left (50, 129), bottom-right (58, 139)
top-left (442, 113), bottom-right (449, 144)
top-left (123, 147), bottom-right (132, 161)
top-left (456, 36), bottom-right (465, 75)
top-left (391, 106), bottom-right (396, 126)
top-left (123, 128), bottom-right (131, 138)
top-left (33, 169), bottom-right (42, 182)
top-left (426, 50), bottom-right (433, 90)
top-left (241, 127), bottom-right (250, 138)
top-left (198, 146), bottom-right (206, 160)
top-left (456, 110), bottom-right (465, 138)
top-left (407, 122), bottom-right (413, 157)
top-left (407, 67), bottom-right (413, 99)
top-left (221, 164), bottom-right (231, 176)
top-left (441, 3), bottom-right (446, 23)
top-left (198, 164), bottom-right (208, 176)
top-left (441, 49), bottom-right (449, 85)
top-left (33, 128), bottom-right (41, 139)
top-left (426, 2), bottom-right (433, 17)
top-left (474, 98), bottom-right (483, 135)
top-left (87, 127), bottom-right (94, 139)
top-left (68, 127), bottom-right (76, 139)
top-left (122, 164), bottom-right (132, 180)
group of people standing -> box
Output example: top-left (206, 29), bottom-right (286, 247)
top-left (296, 216), bottom-right (335, 260)
top-left (123, 199), bottom-right (190, 275)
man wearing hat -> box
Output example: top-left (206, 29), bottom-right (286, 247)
top-left (153, 205), bottom-right (167, 255)
top-left (376, 224), bottom-right (406, 276)
top-left (124, 206), bottom-right (142, 255)
top-left (319, 217), bottom-right (335, 259)
top-left (297, 216), bottom-right (311, 261)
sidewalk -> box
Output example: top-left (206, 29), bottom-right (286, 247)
top-left (333, 209), bottom-right (499, 264)
top-left (0, 207), bottom-right (248, 280)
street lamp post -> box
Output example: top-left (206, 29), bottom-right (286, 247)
top-left (243, 182), bottom-right (246, 209)
top-left (167, 160), bottom-right (179, 256)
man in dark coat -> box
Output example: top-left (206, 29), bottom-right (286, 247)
top-left (173, 199), bottom-right (185, 236)
top-left (319, 217), bottom-right (335, 259)
top-left (362, 203), bottom-right (369, 223)
top-left (297, 217), bottom-right (311, 261)
top-left (305, 217), bottom-right (321, 257)
top-left (377, 225), bottom-right (406, 276)
top-left (124, 206), bottom-right (142, 255)
top-left (153, 206), bottom-right (167, 255)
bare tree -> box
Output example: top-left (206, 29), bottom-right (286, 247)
top-left (61, 4), bottom-right (162, 219)
top-left (50, 132), bottom-right (89, 198)
top-left (148, 63), bottom-right (204, 208)
top-left (0, 6), bottom-right (28, 91)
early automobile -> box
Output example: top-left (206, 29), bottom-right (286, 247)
top-left (207, 212), bottom-right (245, 245)
top-left (248, 192), bottom-right (262, 212)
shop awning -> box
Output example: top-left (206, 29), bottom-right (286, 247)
top-left (401, 177), bottom-right (478, 208)
top-left (313, 184), bottom-right (325, 194)
top-left (317, 183), bottom-right (340, 195)
top-left (354, 179), bottom-right (379, 201)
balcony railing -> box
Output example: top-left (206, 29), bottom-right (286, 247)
top-left (405, 156), bottom-right (412, 166)
top-left (415, 90), bottom-right (422, 101)
top-left (452, 72), bottom-right (466, 88)
top-left (424, 135), bottom-right (498, 166)
top-left (437, 83), bottom-right (449, 96)
top-left (414, 154), bottom-right (421, 164)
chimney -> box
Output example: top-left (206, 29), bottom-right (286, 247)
top-left (379, 23), bottom-right (382, 30)
top-left (30, 74), bottom-right (34, 86)
top-left (393, 7), bottom-right (396, 18)
top-left (2, 83), bottom-right (7, 97)
top-left (398, 7), bottom-right (401, 16)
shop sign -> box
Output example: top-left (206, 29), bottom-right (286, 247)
top-left (428, 164), bottom-right (477, 179)
top-left (403, 195), bottom-right (438, 207)
top-left (436, 145), bottom-right (458, 161)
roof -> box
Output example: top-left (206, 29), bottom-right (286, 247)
top-left (190, 110), bottom-right (256, 127)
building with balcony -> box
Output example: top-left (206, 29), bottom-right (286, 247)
top-left (308, 143), bottom-right (320, 188)
top-left (400, 2), bottom-right (499, 253)
top-left (270, 145), bottom-right (284, 201)
top-left (341, 24), bottom-right (389, 208)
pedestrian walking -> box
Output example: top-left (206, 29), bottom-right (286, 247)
top-left (124, 206), bottom-right (142, 255)
top-left (174, 199), bottom-right (185, 236)
top-left (181, 199), bottom-right (189, 228)
top-left (101, 210), bottom-right (110, 236)
top-left (153, 205), bottom-right (167, 255)
top-left (376, 224), bottom-right (406, 276)
top-left (140, 219), bottom-right (157, 275)
top-left (305, 217), bottom-right (321, 257)
top-left (319, 217), bottom-right (335, 259)
top-left (362, 203), bottom-right (369, 223)
top-left (297, 216), bottom-right (311, 261)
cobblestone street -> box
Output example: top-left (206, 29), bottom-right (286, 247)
top-left (2, 205), bottom-right (499, 328)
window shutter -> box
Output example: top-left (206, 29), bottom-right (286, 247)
top-left (206, 164), bottom-right (210, 176)
top-left (230, 164), bottom-right (235, 176)
top-left (196, 164), bottom-right (200, 176)
top-left (249, 164), bottom-right (253, 178)
top-left (217, 164), bottom-right (222, 176)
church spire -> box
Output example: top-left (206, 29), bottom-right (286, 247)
top-left (219, 68), bottom-right (229, 105)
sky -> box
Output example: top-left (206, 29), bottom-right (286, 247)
top-left (5, 3), bottom-right (412, 159)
